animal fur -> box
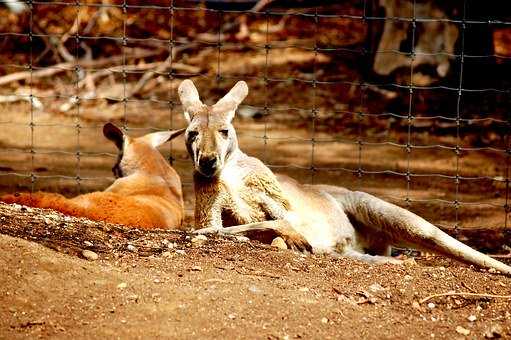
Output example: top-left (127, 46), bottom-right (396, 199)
top-left (1, 123), bottom-right (186, 230)
top-left (178, 78), bottom-right (511, 275)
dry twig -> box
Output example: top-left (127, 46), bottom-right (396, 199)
top-left (0, 49), bottom-right (159, 86)
top-left (420, 292), bottom-right (511, 304)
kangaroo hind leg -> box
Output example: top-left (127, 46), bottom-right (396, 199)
top-left (339, 191), bottom-right (511, 275)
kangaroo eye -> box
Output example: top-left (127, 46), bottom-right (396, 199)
top-left (187, 131), bottom-right (198, 141)
top-left (219, 129), bottom-right (229, 138)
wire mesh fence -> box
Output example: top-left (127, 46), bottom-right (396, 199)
top-left (0, 0), bottom-right (509, 232)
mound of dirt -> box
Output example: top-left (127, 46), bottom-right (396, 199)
top-left (1, 202), bottom-right (510, 339)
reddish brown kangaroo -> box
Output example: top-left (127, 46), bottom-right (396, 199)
top-left (1, 123), bottom-right (186, 230)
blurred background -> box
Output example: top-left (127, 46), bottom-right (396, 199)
top-left (0, 0), bottom-right (509, 240)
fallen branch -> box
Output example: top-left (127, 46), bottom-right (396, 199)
top-left (0, 94), bottom-right (43, 110)
top-left (0, 49), bottom-right (160, 87)
top-left (420, 292), bottom-right (511, 304)
top-left (127, 43), bottom-right (199, 98)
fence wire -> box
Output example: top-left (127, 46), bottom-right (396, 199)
top-left (0, 0), bottom-right (509, 231)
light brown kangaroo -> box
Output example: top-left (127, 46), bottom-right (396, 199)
top-left (1, 123), bottom-right (186, 230)
top-left (178, 78), bottom-right (511, 275)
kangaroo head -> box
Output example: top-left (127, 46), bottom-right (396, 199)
top-left (178, 79), bottom-right (248, 178)
top-left (103, 122), bottom-right (185, 178)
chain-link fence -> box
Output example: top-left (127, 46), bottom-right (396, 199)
top-left (0, 0), bottom-right (509, 234)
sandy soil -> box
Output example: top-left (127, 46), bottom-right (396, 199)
top-left (1, 202), bottom-right (511, 339)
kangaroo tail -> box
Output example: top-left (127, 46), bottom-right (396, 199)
top-left (1, 192), bottom-right (82, 217)
top-left (341, 191), bottom-right (511, 275)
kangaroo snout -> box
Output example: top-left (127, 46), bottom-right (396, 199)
top-left (198, 155), bottom-right (219, 177)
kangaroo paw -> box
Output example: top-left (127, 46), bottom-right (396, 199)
top-left (275, 226), bottom-right (313, 253)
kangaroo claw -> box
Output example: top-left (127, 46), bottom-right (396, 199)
top-left (276, 228), bottom-right (313, 254)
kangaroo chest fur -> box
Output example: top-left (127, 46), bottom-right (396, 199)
top-left (193, 161), bottom-right (291, 229)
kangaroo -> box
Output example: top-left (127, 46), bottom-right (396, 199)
top-left (1, 123), bottom-right (186, 230)
top-left (178, 78), bottom-right (511, 275)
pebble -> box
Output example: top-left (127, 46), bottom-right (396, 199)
top-left (235, 236), bottom-right (250, 243)
top-left (299, 287), bottom-right (310, 292)
top-left (321, 317), bottom-right (329, 324)
top-left (467, 315), bottom-right (477, 322)
top-left (84, 241), bottom-right (93, 247)
top-left (484, 324), bottom-right (503, 338)
top-left (412, 301), bottom-right (421, 310)
top-left (248, 285), bottom-right (261, 294)
top-left (455, 326), bottom-right (470, 336)
top-left (191, 234), bottom-right (208, 246)
top-left (81, 250), bottom-right (98, 261)
top-left (161, 251), bottom-right (172, 258)
top-left (190, 265), bottom-right (203, 271)
top-left (117, 282), bottom-right (127, 289)
top-left (175, 249), bottom-right (186, 255)
top-left (368, 283), bottom-right (385, 293)
top-left (427, 302), bottom-right (436, 309)
top-left (127, 244), bottom-right (137, 252)
top-left (271, 237), bottom-right (287, 250)
top-left (228, 313), bottom-right (236, 320)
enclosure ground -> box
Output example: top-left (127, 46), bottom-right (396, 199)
top-left (1, 203), bottom-right (510, 339)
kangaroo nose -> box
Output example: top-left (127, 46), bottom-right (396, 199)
top-left (199, 156), bottom-right (218, 176)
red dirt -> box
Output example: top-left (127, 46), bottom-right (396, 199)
top-left (1, 202), bottom-right (511, 339)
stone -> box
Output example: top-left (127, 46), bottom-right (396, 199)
top-left (81, 250), bottom-right (98, 261)
top-left (271, 237), bottom-right (287, 250)
top-left (455, 326), bottom-right (470, 336)
top-left (117, 282), bottom-right (127, 289)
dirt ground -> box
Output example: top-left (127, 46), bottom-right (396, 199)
top-left (1, 202), bottom-right (511, 339)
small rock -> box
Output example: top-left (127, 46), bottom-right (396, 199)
top-left (162, 251), bottom-right (172, 258)
top-left (228, 313), bottom-right (236, 320)
top-left (321, 317), bottom-right (329, 324)
top-left (484, 324), bottom-right (503, 338)
top-left (412, 301), bottom-right (421, 309)
top-left (191, 265), bottom-right (203, 271)
top-left (127, 294), bottom-right (138, 301)
top-left (127, 244), bottom-right (137, 252)
top-left (117, 282), bottom-right (127, 289)
top-left (248, 285), bottom-right (261, 294)
top-left (467, 315), bottom-right (477, 322)
top-left (271, 237), bottom-right (287, 250)
top-left (235, 236), bottom-right (250, 242)
top-left (368, 283), bottom-right (385, 293)
top-left (84, 241), bottom-right (93, 247)
top-left (488, 268), bottom-right (497, 274)
top-left (427, 302), bottom-right (436, 309)
top-left (175, 249), bottom-right (186, 255)
top-left (455, 326), bottom-right (470, 336)
top-left (299, 287), bottom-right (310, 292)
top-left (81, 250), bottom-right (98, 261)
top-left (191, 234), bottom-right (207, 246)
top-left (154, 278), bottom-right (161, 283)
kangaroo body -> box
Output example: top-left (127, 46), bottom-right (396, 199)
top-left (178, 79), bottom-right (511, 275)
top-left (1, 123), bottom-right (186, 230)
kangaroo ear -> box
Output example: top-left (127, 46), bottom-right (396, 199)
top-left (212, 81), bottom-right (248, 121)
top-left (178, 79), bottom-right (203, 122)
top-left (103, 123), bottom-right (124, 150)
top-left (143, 128), bottom-right (186, 148)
